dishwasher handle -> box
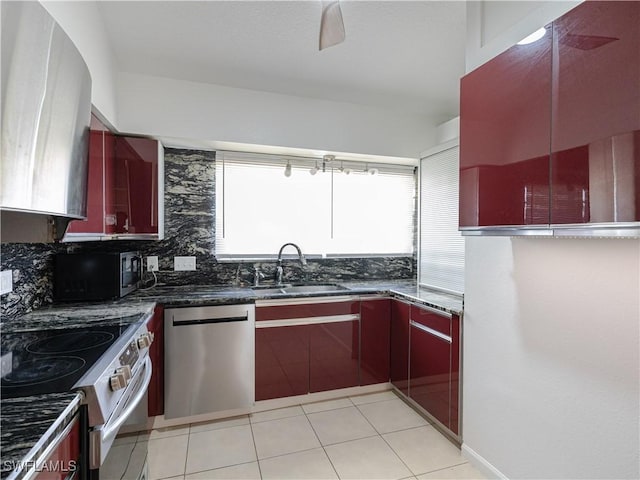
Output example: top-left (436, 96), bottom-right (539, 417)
top-left (172, 315), bottom-right (248, 326)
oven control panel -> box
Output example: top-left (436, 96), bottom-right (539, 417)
top-left (119, 341), bottom-right (140, 369)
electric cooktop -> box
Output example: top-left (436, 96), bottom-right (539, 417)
top-left (0, 324), bottom-right (133, 399)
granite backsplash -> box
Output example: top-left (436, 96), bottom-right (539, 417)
top-left (1, 148), bottom-right (415, 320)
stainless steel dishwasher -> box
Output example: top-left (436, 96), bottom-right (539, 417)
top-left (164, 304), bottom-right (255, 419)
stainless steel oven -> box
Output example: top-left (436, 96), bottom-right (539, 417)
top-left (75, 319), bottom-right (154, 480)
top-left (0, 315), bottom-right (154, 480)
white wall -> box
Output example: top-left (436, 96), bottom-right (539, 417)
top-left (40, 1), bottom-right (118, 125)
top-left (116, 72), bottom-right (435, 160)
top-left (463, 237), bottom-right (640, 479)
top-left (462, 2), bottom-right (640, 479)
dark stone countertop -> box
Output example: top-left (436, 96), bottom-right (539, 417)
top-left (129, 280), bottom-right (463, 315)
top-left (0, 278), bottom-right (462, 477)
top-left (0, 392), bottom-right (82, 480)
top-left (0, 301), bottom-right (157, 333)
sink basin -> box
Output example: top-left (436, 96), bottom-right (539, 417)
top-left (282, 284), bottom-right (348, 294)
top-left (252, 284), bottom-right (349, 295)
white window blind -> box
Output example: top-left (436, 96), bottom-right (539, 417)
top-left (215, 151), bottom-right (415, 259)
top-left (419, 145), bottom-right (465, 294)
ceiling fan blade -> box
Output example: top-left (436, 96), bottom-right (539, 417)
top-left (319, 0), bottom-right (345, 51)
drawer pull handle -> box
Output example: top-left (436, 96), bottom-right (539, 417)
top-left (410, 320), bottom-right (452, 343)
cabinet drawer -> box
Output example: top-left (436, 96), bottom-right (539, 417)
top-left (410, 305), bottom-right (452, 337)
top-left (256, 298), bottom-right (359, 321)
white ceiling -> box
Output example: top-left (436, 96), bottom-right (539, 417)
top-left (97, 1), bottom-right (467, 122)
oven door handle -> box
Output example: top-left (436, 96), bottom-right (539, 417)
top-left (102, 356), bottom-right (153, 441)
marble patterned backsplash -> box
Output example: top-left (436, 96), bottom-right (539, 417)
top-left (1, 148), bottom-right (415, 320)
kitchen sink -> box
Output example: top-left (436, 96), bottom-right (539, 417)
top-left (252, 284), bottom-right (349, 295)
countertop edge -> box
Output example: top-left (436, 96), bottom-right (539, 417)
top-left (4, 393), bottom-right (82, 480)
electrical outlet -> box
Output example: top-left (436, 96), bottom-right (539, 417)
top-left (1, 352), bottom-right (12, 377)
top-left (174, 256), bottom-right (196, 271)
top-left (0, 270), bottom-right (13, 295)
top-left (146, 256), bottom-right (159, 272)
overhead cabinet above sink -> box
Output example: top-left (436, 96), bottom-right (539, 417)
top-left (459, 1), bottom-right (640, 236)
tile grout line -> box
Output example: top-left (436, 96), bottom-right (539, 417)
top-left (414, 460), bottom-right (471, 477)
top-left (353, 400), bottom-right (423, 478)
top-left (301, 397), bottom-right (357, 480)
top-left (248, 420), bottom-right (264, 479)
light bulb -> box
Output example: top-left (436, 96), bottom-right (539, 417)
top-left (517, 27), bottom-right (546, 45)
top-left (310, 161), bottom-right (319, 175)
top-left (284, 161), bottom-right (292, 177)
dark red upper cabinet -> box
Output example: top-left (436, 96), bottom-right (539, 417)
top-left (460, 26), bottom-right (552, 228)
top-left (113, 136), bottom-right (163, 235)
top-left (551, 1), bottom-right (640, 225)
top-left (65, 127), bottom-right (163, 240)
top-left (460, 1), bottom-right (639, 234)
top-left (66, 114), bottom-right (112, 236)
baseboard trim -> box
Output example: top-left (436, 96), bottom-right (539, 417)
top-left (461, 443), bottom-right (508, 479)
top-left (147, 383), bottom-right (391, 430)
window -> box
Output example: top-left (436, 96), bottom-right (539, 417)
top-left (419, 144), bottom-right (465, 294)
top-left (215, 151), bottom-right (415, 259)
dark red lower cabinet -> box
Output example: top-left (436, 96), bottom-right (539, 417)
top-left (309, 320), bottom-right (359, 393)
top-left (390, 300), bottom-right (410, 395)
top-left (409, 321), bottom-right (451, 429)
top-left (255, 324), bottom-right (309, 401)
top-left (408, 306), bottom-right (461, 437)
top-left (35, 416), bottom-right (80, 480)
top-left (148, 305), bottom-right (164, 417)
top-left (450, 315), bottom-right (461, 435)
top-left (360, 299), bottom-right (391, 386)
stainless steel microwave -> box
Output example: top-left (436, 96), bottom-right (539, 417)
top-left (54, 251), bottom-right (142, 301)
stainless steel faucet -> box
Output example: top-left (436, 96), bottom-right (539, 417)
top-left (275, 243), bottom-right (307, 285)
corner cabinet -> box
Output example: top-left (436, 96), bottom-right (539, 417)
top-left (460, 1), bottom-right (640, 236)
top-left (360, 298), bottom-right (391, 386)
top-left (390, 299), bottom-right (461, 441)
top-left (390, 299), bottom-right (410, 396)
top-left (408, 305), bottom-right (460, 437)
top-left (64, 117), bottom-right (164, 241)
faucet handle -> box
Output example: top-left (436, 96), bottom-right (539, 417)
top-left (253, 265), bottom-right (266, 286)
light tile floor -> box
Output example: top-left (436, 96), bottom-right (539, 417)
top-left (125, 391), bottom-right (487, 480)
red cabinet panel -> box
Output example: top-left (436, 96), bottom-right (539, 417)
top-left (66, 115), bottom-right (110, 234)
top-left (255, 325), bottom-right (309, 401)
top-left (408, 305), bottom-right (461, 436)
top-left (409, 321), bottom-right (451, 429)
top-left (552, 1), bottom-right (640, 224)
top-left (450, 315), bottom-right (460, 435)
top-left (360, 299), bottom-right (391, 386)
top-left (113, 136), bottom-right (160, 234)
top-left (255, 300), bottom-right (359, 321)
top-left (148, 305), bottom-right (164, 417)
top-left (390, 300), bottom-right (410, 395)
top-left (65, 125), bottom-right (161, 239)
top-left (309, 320), bottom-right (359, 393)
top-left (460, 28), bottom-right (552, 228)
top-left (35, 416), bottom-right (80, 480)
top-left (460, 2), bottom-right (639, 231)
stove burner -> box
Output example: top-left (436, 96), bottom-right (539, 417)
top-left (26, 331), bottom-right (115, 354)
top-left (2, 356), bottom-right (86, 387)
